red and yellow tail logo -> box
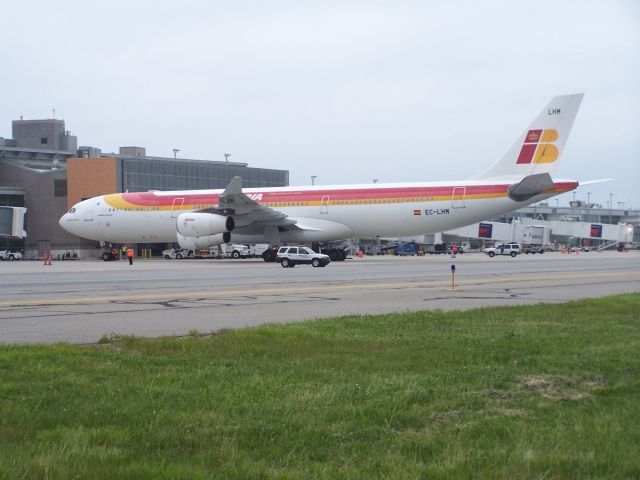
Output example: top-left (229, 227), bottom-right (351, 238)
top-left (516, 129), bottom-right (559, 164)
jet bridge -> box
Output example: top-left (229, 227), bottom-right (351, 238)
top-left (444, 217), bottom-right (634, 245)
top-left (0, 207), bottom-right (27, 238)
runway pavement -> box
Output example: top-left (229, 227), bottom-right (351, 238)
top-left (1, 251), bottom-right (639, 344)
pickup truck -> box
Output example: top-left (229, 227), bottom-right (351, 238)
top-left (225, 244), bottom-right (251, 259)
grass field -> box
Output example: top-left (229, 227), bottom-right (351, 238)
top-left (1, 294), bottom-right (639, 479)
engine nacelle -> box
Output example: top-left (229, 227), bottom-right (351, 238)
top-left (177, 232), bottom-right (226, 250)
top-left (176, 213), bottom-right (235, 237)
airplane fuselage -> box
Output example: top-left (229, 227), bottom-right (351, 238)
top-left (60, 179), bottom-right (577, 244)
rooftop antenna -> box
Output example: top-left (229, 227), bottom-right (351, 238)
top-left (52, 108), bottom-right (56, 119)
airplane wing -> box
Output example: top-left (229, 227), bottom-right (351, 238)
top-left (195, 176), bottom-right (296, 227)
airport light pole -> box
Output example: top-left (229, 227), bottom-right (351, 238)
top-left (224, 153), bottom-right (231, 181)
top-left (587, 192), bottom-right (591, 208)
top-left (173, 148), bottom-right (180, 159)
top-left (311, 175), bottom-right (317, 186)
top-left (609, 192), bottom-right (613, 224)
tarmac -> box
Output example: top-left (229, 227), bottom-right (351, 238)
top-left (1, 251), bottom-right (639, 344)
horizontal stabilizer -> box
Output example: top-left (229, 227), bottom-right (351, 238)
top-left (578, 178), bottom-right (614, 186)
top-left (508, 173), bottom-right (555, 202)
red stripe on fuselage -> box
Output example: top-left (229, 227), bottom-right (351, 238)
top-left (120, 184), bottom-right (510, 207)
top-left (118, 181), bottom-right (577, 207)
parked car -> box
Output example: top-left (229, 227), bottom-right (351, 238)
top-left (0, 250), bottom-right (22, 261)
top-left (101, 249), bottom-right (119, 261)
top-left (484, 243), bottom-right (521, 258)
top-left (426, 243), bottom-right (448, 254)
top-left (162, 248), bottom-right (194, 259)
top-left (276, 246), bottom-right (331, 268)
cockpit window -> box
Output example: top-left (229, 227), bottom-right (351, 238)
top-left (68, 208), bottom-right (76, 213)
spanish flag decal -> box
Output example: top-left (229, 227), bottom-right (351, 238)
top-left (413, 209), bottom-right (422, 216)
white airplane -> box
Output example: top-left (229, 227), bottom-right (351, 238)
top-left (60, 94), bottom-right (584, 256)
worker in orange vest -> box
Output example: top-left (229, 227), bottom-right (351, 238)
top-left (127, 247), bottom-right (134, 265)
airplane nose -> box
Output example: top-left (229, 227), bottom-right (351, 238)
top-left (59, 213), bottom-right (68, 231)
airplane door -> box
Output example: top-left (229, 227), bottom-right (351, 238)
top-left (452, 187), bottom-right (466, 209)
top-left (171, 198), bottom-right (185, 218)
top-left (321, 195), bottom-right (329, 214)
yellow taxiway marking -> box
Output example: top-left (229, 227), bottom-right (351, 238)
top-left (2, 270), bottom-right (639, 307)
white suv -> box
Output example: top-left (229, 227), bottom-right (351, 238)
top-left (0, 250), bottom-right (22, 261)
top-left (276, 246), bottom-right (331, 268)
top-left (484, 242), bottom-right (521, 258)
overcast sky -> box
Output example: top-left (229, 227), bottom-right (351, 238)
top-left (2, 1), bottom-right (639, 208)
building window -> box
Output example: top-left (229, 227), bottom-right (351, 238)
top-left (41, 137), bottom-right (48, 145)
top-left (54, 179), bottom-right (67, 197)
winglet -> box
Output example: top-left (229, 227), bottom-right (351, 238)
top-left (217, 176), bottom-right (243, 210)
top-left (222, 176), bottom-right (243, 195)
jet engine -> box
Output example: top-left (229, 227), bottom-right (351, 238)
top-left (177, 232), bottom-right (226, 250)
top-left (176, 212), bottom-right (235, 237)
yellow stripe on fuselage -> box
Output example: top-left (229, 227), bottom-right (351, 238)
top-left (102, 192), bottom-right (510, 212)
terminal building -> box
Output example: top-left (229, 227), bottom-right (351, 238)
top-left (0, 117), bottom-right (289, 258)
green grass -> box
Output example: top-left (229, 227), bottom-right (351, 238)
top-left (1, 294), bottom-right (639, 479)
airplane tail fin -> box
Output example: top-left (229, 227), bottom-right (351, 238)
top-left (475, 93), bottom-right (584, 180)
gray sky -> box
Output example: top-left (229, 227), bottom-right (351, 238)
top-left (2, 1), bottom-right (639, 208)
